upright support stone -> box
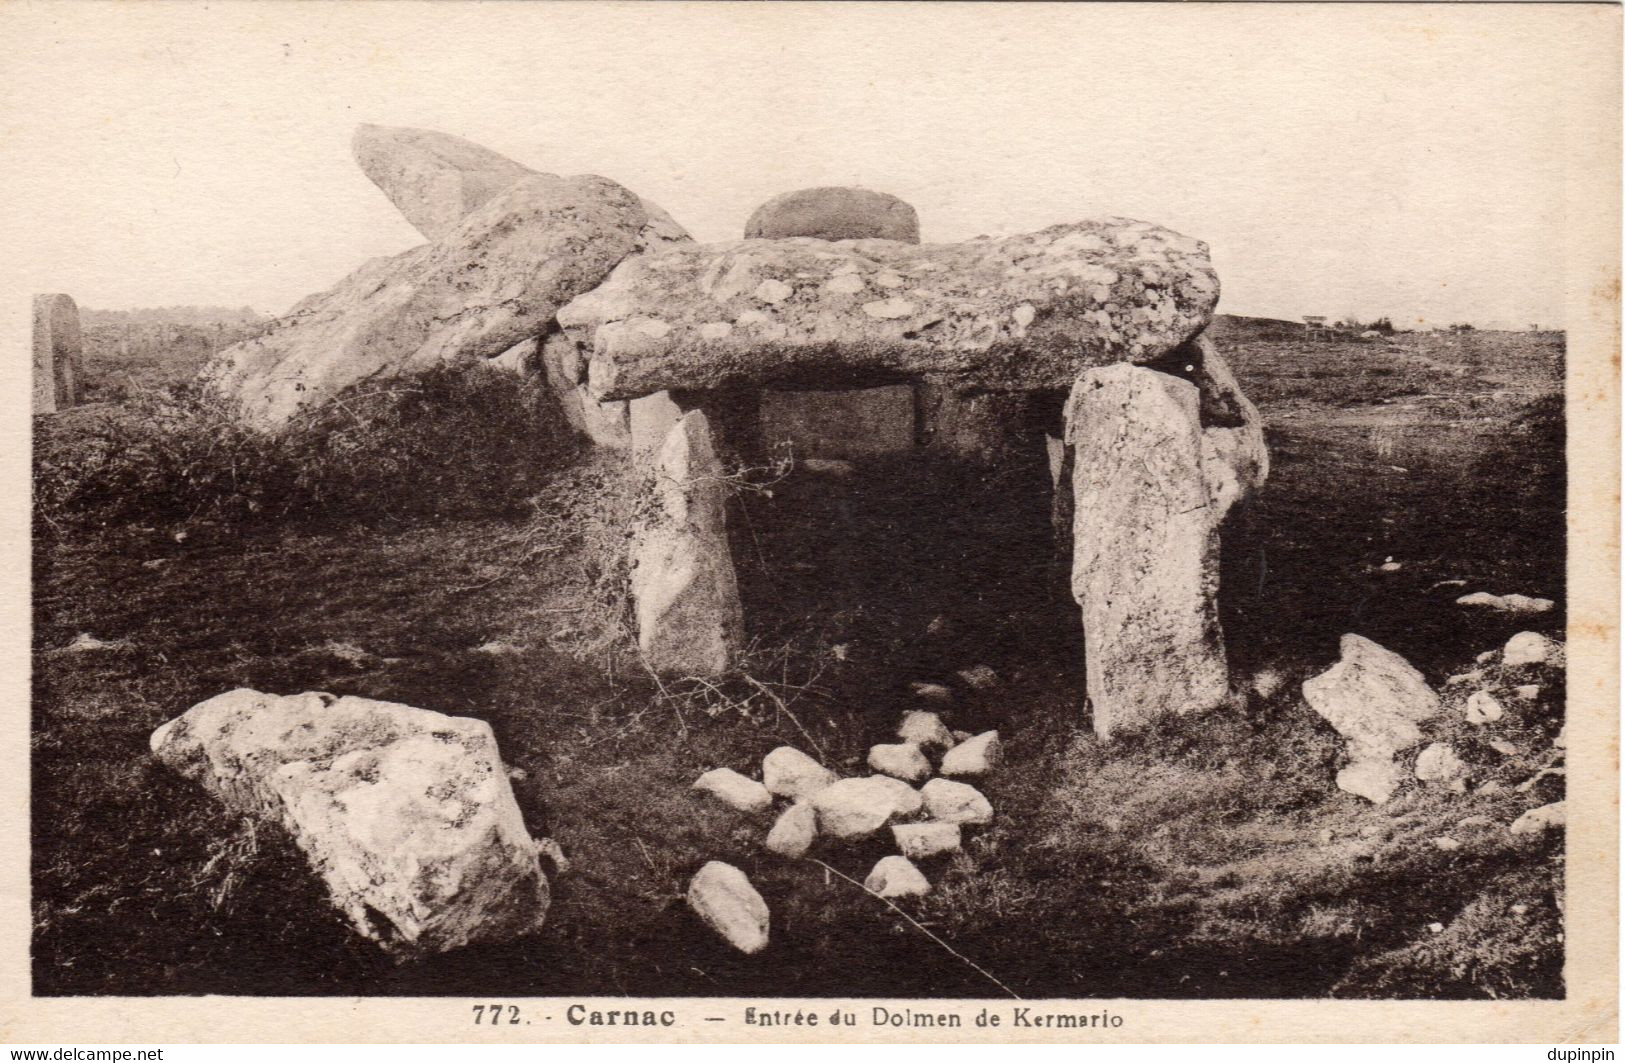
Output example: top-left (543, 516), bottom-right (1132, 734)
top-left (631, 411), bottom-right (743, 675)
top-left (1065, 363), bottom-right (1231, 737)
top-left (33, 294), bottom-right (82, 415)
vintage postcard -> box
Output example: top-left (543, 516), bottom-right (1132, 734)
top-left (3, 0), bottom-right (1618, 1046)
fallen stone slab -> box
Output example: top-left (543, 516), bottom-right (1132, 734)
top-left (761, 746), bottom-right (837, 802)
top-left (940, 731), bottom-right (1001, 777)
top-left (811, 776), bottom-right (924, 840)
top-left (1303, 634), bottom-right (1441, 762)
top-left (558, 218), bottom-right (1219, 401)
top-left (150, 689), bottom-right (549, 958)
top-left (897, 710), bottom-right (955, 752)
top-left (892, 821), bottom-right (962, 859)
top-left (687, 861), bottom-right (770, 953)
top-left (692, 767), bottom-right (772, 814)
top-left (920, 778), bottom-right (994, 826)
top-left (746, 186), bottom-right (920, 243)
top-left (864, 855), bottom-right (931, 899)
top-left (765, 801), bottom-right (817, 859)
top-left (205, 171), bottom-right (675, 430)
top-left (867, 742), bottom-right (932, 784)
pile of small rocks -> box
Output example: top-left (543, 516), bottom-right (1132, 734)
top-left (683, 705), bottom-right (1001, 953)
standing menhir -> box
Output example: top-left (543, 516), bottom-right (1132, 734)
top-left (33, 294), bottom-right (82, 415)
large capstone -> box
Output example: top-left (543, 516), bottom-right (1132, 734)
top-left (33, 294), bottom-right (82, 415)
top-left (630, 410), bottom-right (744, 675)
top-left (353, 124), bottom-right (536, 242)
top-left (149, 689), bottom-right (550, 959)
top-left (745, 186), bottom-right (921, 243)
top-left (558, 218), bottom-right (1220, 401)
top-left (1066, 362), bottom-right (1237, 737)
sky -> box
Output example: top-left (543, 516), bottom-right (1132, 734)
top-left (1, 1), bottom-right (1618, 330)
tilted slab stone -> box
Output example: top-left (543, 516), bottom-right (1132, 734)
top-left (33, 294), bottom-right (82, 415)
top-left (558, 218), bottom-right (1220, 401)
top-left (205, 172), bottom-right (679, 429)
top-left (1067, 363), bottom-right (1233, 738)
top-left (150, 689), bottom-right (549, 959)
top-left (746, 186), bottom-right (921, 243)
top-left (631, 411), bottom-right (743, 675)
top-left (354, 124), bottom-right (536, 242)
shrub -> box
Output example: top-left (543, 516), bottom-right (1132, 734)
top-left (33, 365), bottom-right (580, 539)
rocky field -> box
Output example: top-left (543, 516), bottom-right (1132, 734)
top-left (31, 319), bottom-right (1566, 999)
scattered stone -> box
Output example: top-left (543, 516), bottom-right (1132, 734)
top-left (910, 682), bottom-right (953, 702)
top-left (687, 861), bottom-right (770, 954)
top-left (1503, 631), bottom-right (1557, 668)
top-left (1509, 801), bottom-right (1565, 836)
top-left (926, 615), bottom-right (951, 637)
top-left (940, 731), bottom-right (1002, 777)
top-left (897, 711), bottom-right (955, 751)
top-left (1379, 561), bottom-right (1402, 573)
top-left (1251, 669), bottom-right (1285, 700)
top-left (956, 665), bottom-right (999, 690)
top-left (1445, 670), bottom-right (1484, 688)
top-left (1515, 685), bottom-right (1541, 700)
top-left (811, 776), bottom-right (924, 840)
top-left (1336, 758), bottom-right (1405, 804)
top-left (761, 746), bottom-right (837, 802)
top-left (1511, 903), bottom-right (1529, 916)
top-left (59, 632), bottom-right (123, 653)
top-left (1457, 815), bottom-right (1494, 829)
top-left (892, 821), bottom-right (962, 860)
top-left (692, 768), bottom-right (772, 814)
top-left (631, 412), bottom-right (743, 675)
top-left (765, 801), bottom-right (818, 859)
top-left (1302, 635), bottom-right (1440, 761)
top-left (1465, 690), bottom-right (1505, 725)
top-left (1432, 837), bottom-right (1462, 852)
top-left (920, 779), bottom-right (994, 825)
top-left (867, 743), bottom-right (932, 784)
top-left (1456, 592), bottom-right (1556, 615)
top-left (33, 293), bottom-right (82, 415)
top-left (474, 639), bottom-right (523, 656)
top-left (149, 689), bottom-right (549, 957)
top-left (864, 855), bottom-right (931, 899)
top-left (1415, 743), bottom-right (1468, 791)
top-left (1515, 767), bottom-right (1565, 794)
top-left (745, 186), bottom-right (921, 243)
top-left (1476, 651), bottom-right (1496, 665)
top-left (1428, 922), bottom-right (1445, 935)
top-left (1487, 738), bottom-right (1521, 757)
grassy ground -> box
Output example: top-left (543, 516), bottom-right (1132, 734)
top-left (32, 320), bottom-right (1566, 998)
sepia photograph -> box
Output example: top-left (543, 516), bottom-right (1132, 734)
top-left (5, 0), bottom-right (1618, 1045)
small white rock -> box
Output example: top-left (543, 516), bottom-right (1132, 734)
top-left (940, 731), bottom-right (1001, 777)
top-left (765, 801), bottom-right (817, 859)
top-left (687, 861), bottom-right (769, 954)
top-left (692, 768), bottom-right (772, 814)
top-left (1510, 801), bottom-right (1565, 836)
top-left (868, 743), bottom-right (932, 784)
top-left (892, 821), bottom-right (962, 859)
top-left (897, 710), bottom-right (955, 751)
top-left (1503, 631), bottom-right (1556, 668)
top-left (1427, 922), bottom-right (1445, 935)
top-left (864, 855), bottom-right (930, 899)
top-left (1464, 690), bottom-right (1505, 725)
top-left (761, 746), bottom-right (837, 802)
top-left (920, 778), bottom-right (994, 825)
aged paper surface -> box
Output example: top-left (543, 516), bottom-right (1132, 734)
top-left (2, 0), bottom-right (1618, 1044)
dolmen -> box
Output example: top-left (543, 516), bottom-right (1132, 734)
top-left (200, 124), bottom-right (1269, 738)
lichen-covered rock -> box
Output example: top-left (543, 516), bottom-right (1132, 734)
top-left (864, 855), bottom-right (930, 899)
top-left (353, 124), bottom-right (536, 242)
top-left (558, 218), bottom-right (1219, 401)
top-left (746, 186), bottom-right (921, 243)
top-left (630, 411), bottom-right (743, 675)
top-left (867, 742), bottom-right (932, 784)
top-left (761, 746), bottom-right (837, 801)
top-left (892, 821), bottom-right (962, 859)
top-left (765, 801), bottom-right (817, 859)
top-left (687, 861), bottom-right (769, 953)
top-left (810, 776), bottom-right (924, 840)
top-left (33, 293), bottom-right (82, 415)
top-left (1067, 364), bottom-right (1232, 737)
top-left (939, 730), bottom-right (1002, 777)
top-left (206, 172), bottom-right (675, 430)
top-left (149, 689), bottom-right (548, 958)
top-left (692, 767), bottom-right (772, 814)
top-left (1303, 635), bottom-right (1441, 761)
top-left (920, 778), bottom-right (993, 825)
